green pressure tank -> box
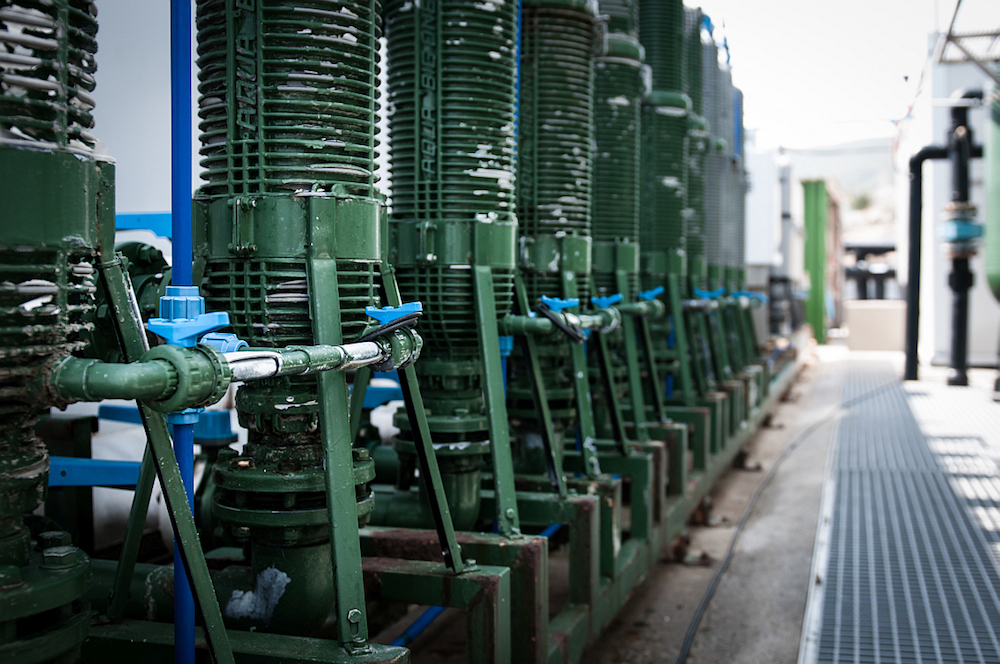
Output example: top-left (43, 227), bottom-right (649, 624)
top-left (701, 39), bottom-right (727, 288)
top-left (591, 33), bottom-right (647, 297)
top-left (684, 7), bottom-right (708, 289)
top-left (599, 0), bottom-right (638, 38)
top-left (635, 0), bottom-right (689, 285)
top-left (193, 0), bottom-right (383, 635)
top-left (640, 91), bottom-right (691, 285)
top-left (638, 0), bottom-right (684, 93)
top-left (508, 0), bottom-right (598, 471)
top-left (383, 0), bottom-right (519, 528)
top-left (986, 77), bottom-right (1000, 302)
top-left (0, 1), bottom-right (109, 658)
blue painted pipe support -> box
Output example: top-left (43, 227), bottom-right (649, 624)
top-left (48, 457), bottom-right (142, 487)
top-left (170, 0), bottom-right (195, 660)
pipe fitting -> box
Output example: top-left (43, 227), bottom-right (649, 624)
top-left (138, 344), bottom-right (232, 413)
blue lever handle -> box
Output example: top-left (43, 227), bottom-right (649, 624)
top-left (591, 294), bottom-right (623, 309)
top-left (693, 288), bottom-right (726, 300)
top-left (366, 301), bottom-right (423, 325)
top-left (638, 286), bottom-right (665, 301)
top-left (540, 295), bottom-right (579, 312)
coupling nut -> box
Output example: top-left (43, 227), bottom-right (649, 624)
top-left (139, 343), bottom-right (232, 413)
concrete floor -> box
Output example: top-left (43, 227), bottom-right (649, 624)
top-left (582, 344), bottom-right (844, 664)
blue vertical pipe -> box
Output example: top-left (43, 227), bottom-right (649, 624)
top-left (171, 0), bottom-right (193, 288)
top-left (169, 1), bottom-right (195, 663)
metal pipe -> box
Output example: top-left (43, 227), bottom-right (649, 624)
top-left (904, 146), bottom-right (947, 381)
top-left (48, 335), bottom-right (413, 409)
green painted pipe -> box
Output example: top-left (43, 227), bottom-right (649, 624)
top-left (48, 356), bottom-right (177, 403)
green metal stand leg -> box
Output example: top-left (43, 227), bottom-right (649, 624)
top-left (582, 275), bottom-right (629, 453)
top-left (309, 257), bottom-right (371, 646)
top-left (381, 266), bottom-right (466, 571)
top-left (513, 272), bottom-right (566, 497)
top-left (615, 270), bottom-right (652, 442)
top-left (667, 273), bottom-right (696, 403)
top-left (560, 272), bottom-right (602, 477)
top-left (349, 365), bottom-right (372, 437)
top-left (473, 265), bottom-right (521, 536)
top-left (638, 317), bottom-right (670, 422)
top-left (99, 256), bottom-right (235, 664)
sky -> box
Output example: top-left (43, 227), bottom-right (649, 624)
top-left (697, 0), bottom-right (999, 149)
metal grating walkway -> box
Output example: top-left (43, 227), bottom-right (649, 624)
top-left (801, 362), bottom-right (1000, 664)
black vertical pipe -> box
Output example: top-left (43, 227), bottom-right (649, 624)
top-left (904, 146), bottom-right (947, 381)
top-left (949, 256), bottom-right (973, 385)
top-left (945, 90), bottom-right (982, 386)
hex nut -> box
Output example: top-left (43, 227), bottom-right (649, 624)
top-left (42, 546), bottom-right (78, 570)
top-left (37, 531), bottom-right (72, 550)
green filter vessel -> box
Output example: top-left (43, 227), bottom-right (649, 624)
top-left (591, 33), bottom-right (646, 297)
top-left (985, 79), bottom-right (1000, 302)
top-left (193, 0), bottom-right (384, 637)
top-left (701, 39), bottom-right (726, 288)
top-left (636, 0), bottom-right (690, 287)
top-left (508, 0), bottom-right (598, 472)
top-left (588, 30), bottom-right (647, 434)
top-left (0, 1), bottom-right (109, 659)
top-left (684, 7), bottom-right (708, 289)
top-left (383, 0), bottom-right (519, 529)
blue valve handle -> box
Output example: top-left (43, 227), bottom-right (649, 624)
top-left (693, 287), bottom-right (726, 300)
top-left (591, 293), bottom-right (623, 309)
top-left (638, 286), bottom-right (665, 301)
top-left (540, 295), bottom-right (579, 312)
top-left (147, 286), bottom-right (230, 348)
top-left (366, 301), bottom-right (423, 325)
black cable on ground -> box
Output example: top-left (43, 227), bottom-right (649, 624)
top-left (675, 377), bottom-right (901, 664)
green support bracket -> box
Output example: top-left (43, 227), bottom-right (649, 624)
top-left (84, 623), bottom-right (408, 664)
top-left (363, 558), bottom-right (511, 664)
top-left (473, 265), bottom-right (522, 536)
top-left (614, 271), bottom-right (653, 443)
top-left (561, 275), bottom-right (602, 478)
top-left (97, 256), bottom-right (235, 664)
top-left (667, 273), bottom-right (696, 403)
top-left (359, 527), bottom-right (547, 664)
top-left (350, 365), bottom-right (373, 438)
top-left (308, 255), bottom-right (371, 646)
top-left (380, 267), bottom-right (466, 572)
top-left (513, 272), bottom-right (567, 497)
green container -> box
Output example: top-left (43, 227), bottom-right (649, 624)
top-left (591, 33), bottom-right (646, 295)
top-left (192, 2), bottom-right (383, 619)
top-left (383, 0), bottom-right (519, 524)
top-left (384, 0), bottom-right (519, 356)
top-left (598, 0), bottom-right (638, 37)
top-left (638, 0), bottom-right (685, 93)
top-left (640, 90), bottom-right (691, 285)
top-left (508, 0), bottom-right (598, 471)
top-left (0, 2), bottom-right (105, 658)
top-left (986, 78), bottom-right (1000, 303)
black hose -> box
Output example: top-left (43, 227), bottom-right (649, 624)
top-left (675, 377), bottom-right (901, 664)
top-left (354, 312), bottom-right (423, 344)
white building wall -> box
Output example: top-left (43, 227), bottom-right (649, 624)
top-left (745, 146), bottom-right (781, 267)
